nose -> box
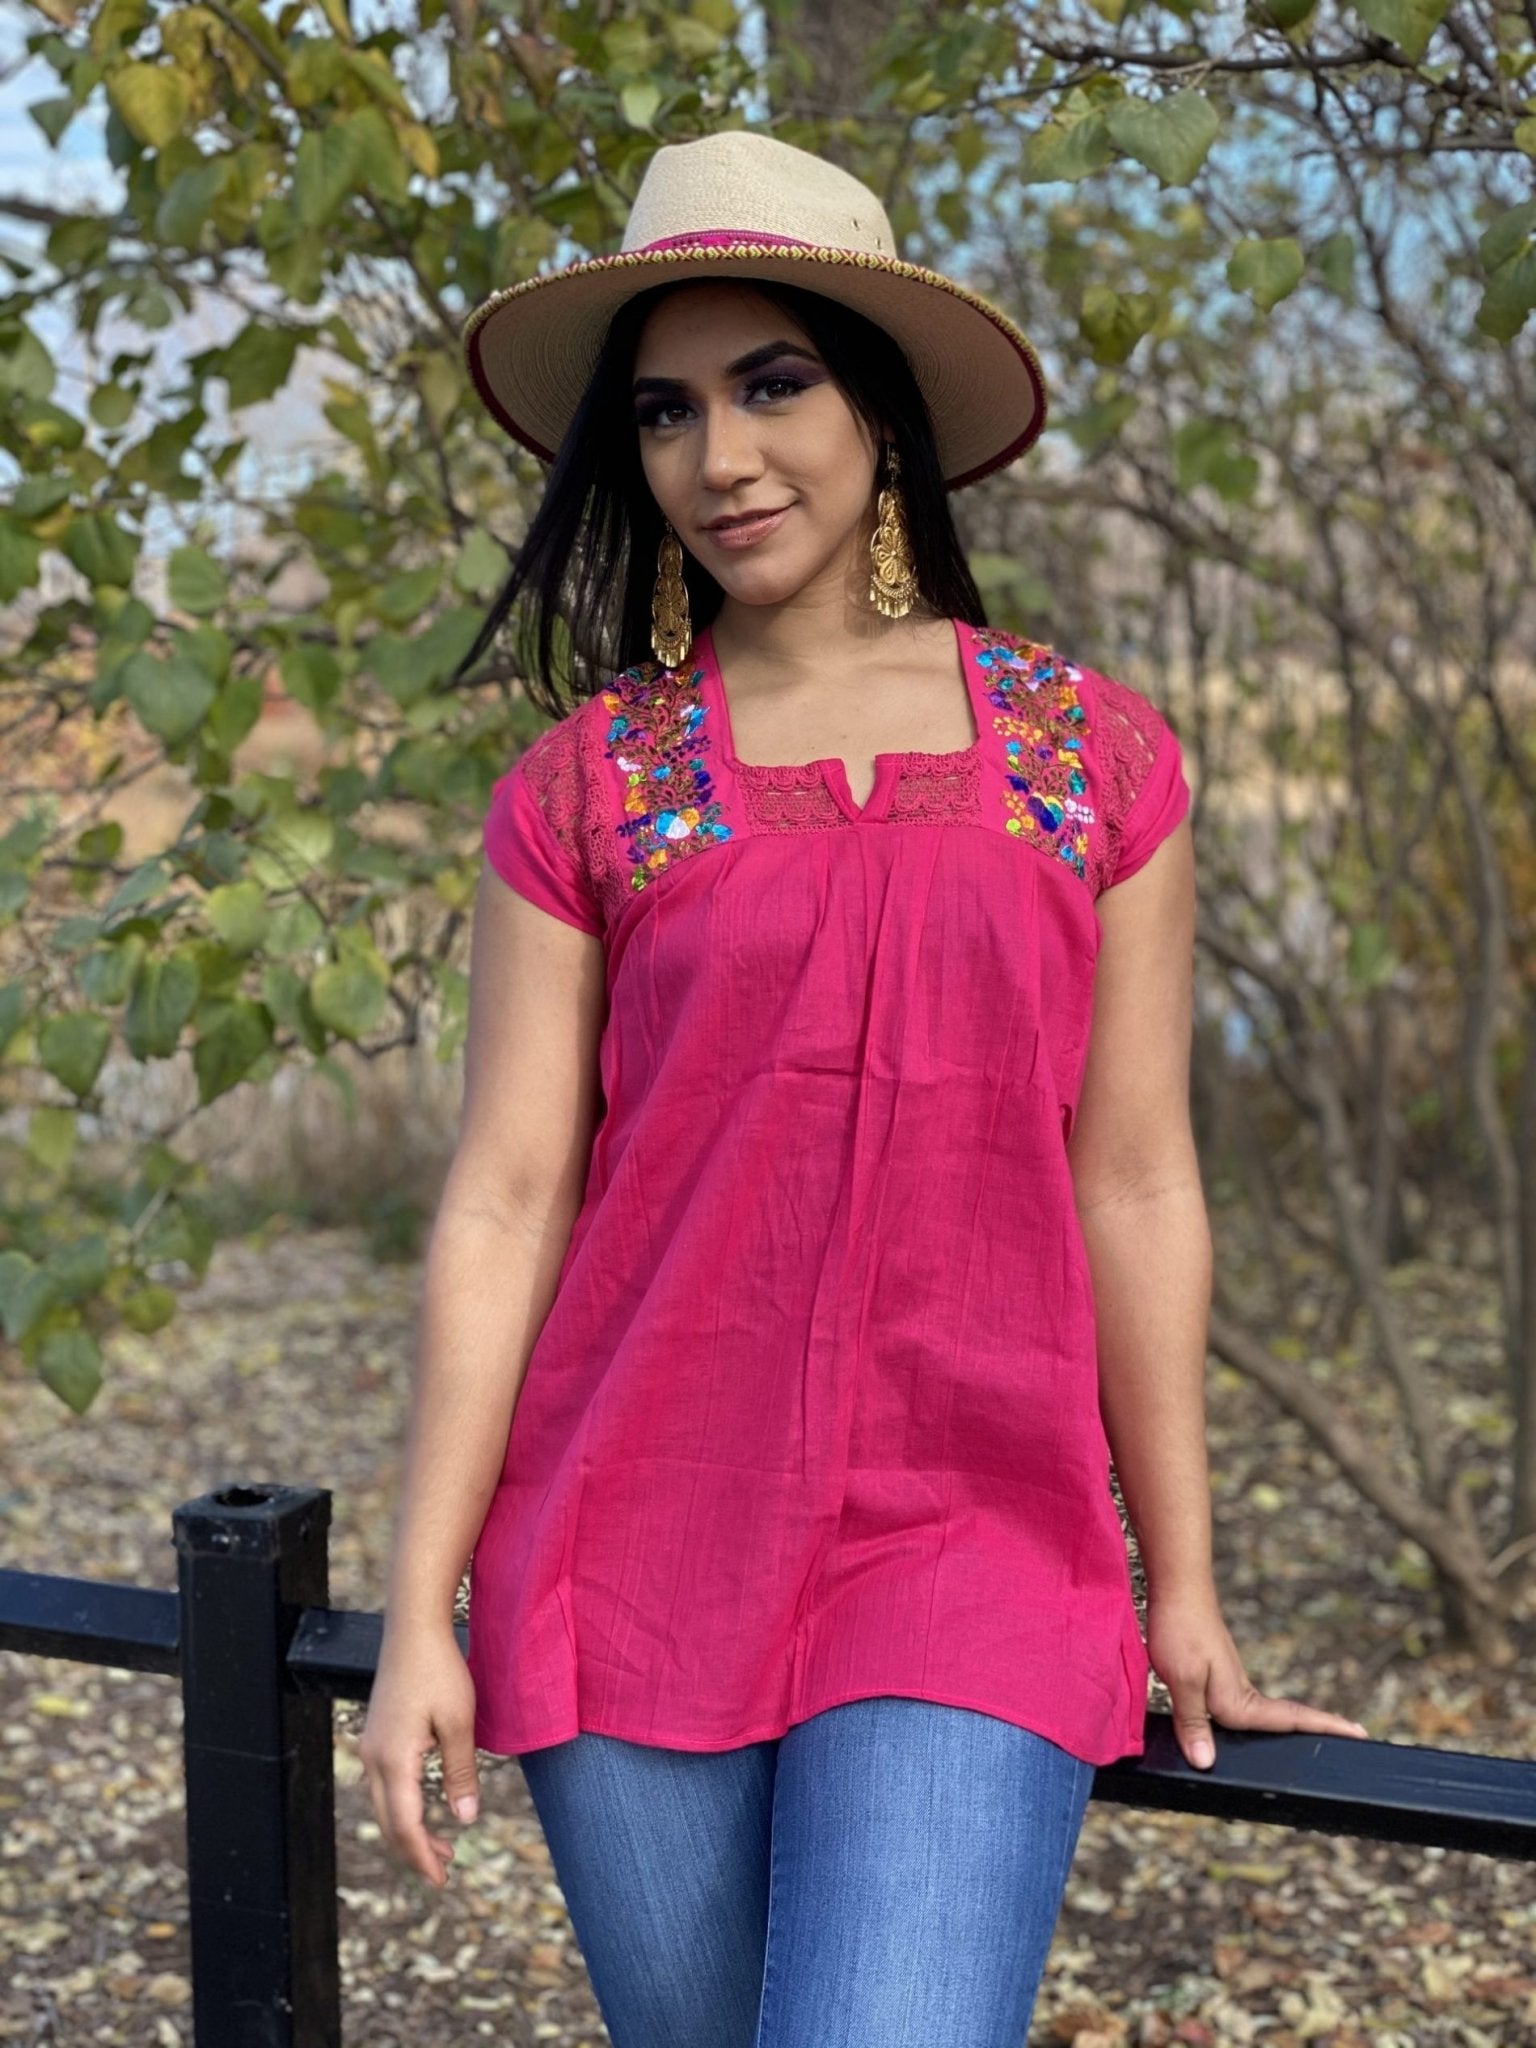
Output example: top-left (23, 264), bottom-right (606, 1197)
top-left (697, 398), bottom-right (764, 493)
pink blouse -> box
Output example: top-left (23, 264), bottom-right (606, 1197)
top-left (468, 615), bottom-right (1191, 1765)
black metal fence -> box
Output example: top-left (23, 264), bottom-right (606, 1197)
top-left (2, 1481), bottom-right (1534, 2047)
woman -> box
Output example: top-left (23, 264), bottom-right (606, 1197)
top-left (360, 129), bottom-right (1370, 2047)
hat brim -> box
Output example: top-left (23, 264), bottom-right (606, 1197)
top-left (463, 242), bottom-right (1048, 491)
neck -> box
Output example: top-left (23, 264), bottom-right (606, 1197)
top-left (709, 577), bottom-right (941, 681)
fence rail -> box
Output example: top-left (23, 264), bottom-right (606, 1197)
top-left (2, 1481), bottom-right (1534, 2046)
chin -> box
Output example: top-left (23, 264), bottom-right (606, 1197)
top-left (714, 560), bottom-right (826, 607)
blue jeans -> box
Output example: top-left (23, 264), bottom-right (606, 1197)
top-left (516, 1694), bottom-right (1097, 2048)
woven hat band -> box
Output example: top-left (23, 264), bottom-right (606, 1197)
top-left (632, 229), bottom-right (818, 256)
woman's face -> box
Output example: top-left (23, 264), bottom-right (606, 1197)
top-left (631, 281), bottom-right (881, 609)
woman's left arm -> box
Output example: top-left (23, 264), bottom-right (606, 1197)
top-left (1070, 816), bottom-right (1371, 1767)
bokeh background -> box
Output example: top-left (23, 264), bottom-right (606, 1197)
top-left (2, 2), bottom-right (1535, 2041)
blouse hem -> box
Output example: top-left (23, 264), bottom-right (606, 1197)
top-left (473, 1680), bottom-right (1147, 1770)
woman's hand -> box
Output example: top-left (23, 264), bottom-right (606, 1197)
top-left (1146, 1582), bottom-right (1371, 1769)
top-left (358, 1621), bottom-right (481, 1888)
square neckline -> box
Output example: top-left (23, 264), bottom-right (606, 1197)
top-left (693, 614), bottom-right (983, 825)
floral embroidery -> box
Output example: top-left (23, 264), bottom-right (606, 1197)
top-left (601, 659), bottom-right (734, 895)
top-left (971, 629), bottom-right (1093, 881)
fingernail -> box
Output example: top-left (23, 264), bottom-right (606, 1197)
top-left (1191, 1738), bottom-right (1214, 1768)
top-left (453, 1796), bottom-right (477, 1822)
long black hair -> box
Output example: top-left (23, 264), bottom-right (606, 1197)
top-left (451, 276), bottom-right (988, 717)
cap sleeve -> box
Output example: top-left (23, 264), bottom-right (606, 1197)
top-left (483, 719), bottom-right (603, 936)
top-left (1107, 714), bottom-right (1191, 887)
top-left (1079, 664), bottom-right (1192, 895)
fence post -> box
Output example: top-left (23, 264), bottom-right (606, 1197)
top-left (173, 1483), bottom-right (341, 2048)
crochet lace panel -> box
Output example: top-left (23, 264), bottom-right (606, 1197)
top-left (512, 711), bottom-right (628, 927)
top-left (1083, 668), bottom-right (1168, 898)
top-left (735, 749), bottom-right (983, 833)
top-left (736, 760), bottom-right (846, 834)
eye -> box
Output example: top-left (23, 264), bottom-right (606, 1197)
top-left (635, 398), bottom-right (693, 431)
top-left (747, 373), bottom-right (809, 403)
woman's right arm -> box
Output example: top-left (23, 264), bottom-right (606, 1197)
top-left (358, 857), bottom-right (606, 1888)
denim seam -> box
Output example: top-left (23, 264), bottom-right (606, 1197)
top-left (752, 1780), bottom-right (783, 2048)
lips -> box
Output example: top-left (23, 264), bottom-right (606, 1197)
top-left (700, 505), bottom-right (792, 548)
top-left (706, 506), bottom-right (790, 531)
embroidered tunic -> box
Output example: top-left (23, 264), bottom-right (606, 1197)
top-left (467, 616), bottom-right (1191, 1765)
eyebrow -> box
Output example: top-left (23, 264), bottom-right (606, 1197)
top-left (632, 339), bottom-right (823, 397)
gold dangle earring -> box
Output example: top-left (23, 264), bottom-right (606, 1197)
top-left (868, 442), bottom-right (918, 619)
top-left (651, 520), bottom-right (693, 669)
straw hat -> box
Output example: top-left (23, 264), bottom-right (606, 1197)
top-left (462, 129), bottom-right (1048, 491)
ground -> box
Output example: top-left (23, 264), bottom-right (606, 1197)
top-left (1, 1222), bottom-right (1532, 2047)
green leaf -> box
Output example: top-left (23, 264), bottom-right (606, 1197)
top-left (204, 879), bottom-right (269, 954)
top-left (1312, 229), bottom-right (1356, 299)
top-left (1227, 235), bottom-right (1305, 310)
top-left (374, 560), bottom-right (442, 627)
top-left (1475, 250), bottom-right (1536, 341)
top-left (1079, 284), bottom-right (1157, 365)
top-left (310, 955), bottom-right (388, 1039)
top-left (90, 383), bottom-right (137, 431)
top-left (265, 899), bottom-right (326, 956)
top-left (38, 1012), bottom-right (113, 1097)
top-left (262, 961), bottom-right (327, 1053)
top-left (27, 1105), bottom-right (77, 1172)
top-left (139, 1195), bottom-right (216, 1276)
top-left (453, 529), bottom-right (512, 597)
top-left (1174, 418), bottom-right (1261, 500)
top-left (62, 510), bottom-right (138, 589)
top-left (0, 523), bottom-right (44, 603)
top-left (248, 809), bottom-right (335, 889)
top-left (206, 670), bottom-right (264, 754)
top-left (0, 808), bottom-right (49, 870)
top-left (105, 858), bottom-right (171, 919)
top-left (1515, 117), bottom-right (1536, 158)
top-left (279, 643), bottom-right (341, 713)
top-left (107, 61), bottom-right (191, 149)
top-left (1350, 0), bottom-right (1448, 61)
top-left (621, 82), bottom-right (662, 129)
top-left (1247, 0), bottom-right (1317, 25)
top-left (348, 106), bottom-right (410, 207)
top-left (0, 981), bottom-right (25, 1055)
top-left (1478, 198), bottom-right (1536, 274)
top-left (167, 544), bottom-right (228, 616)
top-left (29, 95), bottom-right (76, 148)
top-left (1104, 89), bottom-right (1220, 186)
top-left (294, 122), bottom-right (368, 228)
top-left (418, 355), bottom-right (459, 435)
top-left (193, 997), bottom-right (274, 1103)
top-left (1347, 920), bottom-right (1399, 990)
top-left (0, 323), bottom-right (56, 403)
top-left (38, 1325), bottom-right (104, 1413)
top-left (1022, 111), bottom-right (1112, 184)
top-left (156, 157), bottom-right (230, 247)
top-left (1063, 391), bottom-right (1139, 456)
top-left (12, 474), bottom-right (74, 520)
top-left (47, 1235), bottom-right (112, 1301)
top-left (120, 1283), bottom-right (178, 1334)
top-left (123, 952), bottom-right (200, 1059)
top-left (0, 1252), bottom-right (57, 1343)
top-left (123, 647), bottom-right (217, 745)
top-left (366, 631), bottom-right (433, 706)
top-left (218, 321), bottom-right (301, 409)
top-left (78, 944), bottom-right (141, 1008)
